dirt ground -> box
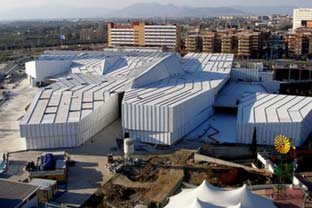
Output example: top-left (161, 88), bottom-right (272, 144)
top-left (84, 150), bottom-right (271, 208)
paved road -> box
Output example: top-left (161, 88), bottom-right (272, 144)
top-left (0, 78), bottom-right (37, 152)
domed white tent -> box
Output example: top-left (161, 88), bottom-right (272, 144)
top-left (165, 180), bottom-right (276, 208)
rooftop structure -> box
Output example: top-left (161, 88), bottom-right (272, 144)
top-left (0, 179), bottom-right (39, 208)
top-left (26, 49), bottom-right (170, 86)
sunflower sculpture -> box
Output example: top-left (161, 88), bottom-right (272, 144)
top-left (274, 135), bottom-right (291, 155)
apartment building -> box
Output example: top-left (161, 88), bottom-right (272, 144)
top-left (237, 32), bottom-right (261, 58)
top-left (107, 22), bottom-right (181, 49)
top-left (221, 33), bottom-right (236, 54)
top-left (184, 29), bottom-right (264, 58)
top-left (286, 28), bottom-right (312, 57)
top-left (185, 34), bottom-right (202, 52)
top-left (202, 32), bottom-right (216, 53)
top-left (293, 8), bottom-right (312, 30)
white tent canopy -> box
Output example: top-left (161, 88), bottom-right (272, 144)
top-left (165, 180), bottom-right (276, 208)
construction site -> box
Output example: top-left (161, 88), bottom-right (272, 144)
top-left (85, 150), bottom-right (273, 208)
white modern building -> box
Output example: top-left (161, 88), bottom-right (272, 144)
top-left (237, 93), bottom-right (312, 146)
top-left (293, 8), bottom-right (312, 30)
top-left (21, 49), bottom-right (179, 149)
top-left (21, 49), bottom-right (312, 150)
top-left (122, 53), bottom-right (233, 145)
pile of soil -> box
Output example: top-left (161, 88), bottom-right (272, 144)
top-left (117, 159), bottom-right (160, 182)
top-left (103, 184), bottom-right (148, 208)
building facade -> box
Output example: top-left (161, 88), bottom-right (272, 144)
top-left (189, 30), bottom-right (265, 58)
top-left (286, 28), bottom-right (312, 58)
top-left (185, 35), bottom-right (202, 52)
top-left (293, 8), bottom-right (312, 30)
top-left (108, 22), bottom-right (181, 49)
top-left (202, 32), bottom-right (217, 53)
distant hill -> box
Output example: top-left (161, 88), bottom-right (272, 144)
top-left (107, 3), bottom-right (245, 18)
top-left (0, 3), bottom-right (296, 20)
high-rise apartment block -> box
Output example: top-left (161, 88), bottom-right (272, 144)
top-left (286, 28), bottom-right (312, 57)
top-left (237, 32), bottom-right (261, 58)
top-left (186, 30), bottom-right (264, 58)
top-left (202, 32), bottom-right (217, 53)
top-left (185, 34), bottom-right (201, 52)
top-left (293, 8), bottom-right (312, 30)
top-left (221, 33), bottom-right (236, 54)
top-left (108, 22), bottom-right (181, 49)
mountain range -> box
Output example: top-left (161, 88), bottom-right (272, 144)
top-left (0, 3), bottom-right (296, 20)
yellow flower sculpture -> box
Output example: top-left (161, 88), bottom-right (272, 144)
top-left (274, 135), bottom-right (291, 154)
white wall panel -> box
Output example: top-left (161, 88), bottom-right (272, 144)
top-left (22, 94), bottom-right (119, 150)
top-left (25, 60), bottom-right (72, 83)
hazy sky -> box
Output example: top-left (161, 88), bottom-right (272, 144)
top-left (1, 0), bottom-right (312, 20)
top-left (2, 0), bottom-right (312, 10)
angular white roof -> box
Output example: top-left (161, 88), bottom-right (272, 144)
top-left (238, 93), bottom-right (312, 124)
top-left (39, 49), bottom-right (172, 77)
top-left (165, 180), bottom-right (276, 208)
top-left (123, 53), bottom-right (234, 107)
top-left (22, 49), bottom-right (179, 126)
top-left (21, 51), bottom-right (234, 137)
top-left (215, 82), bottom-right (267, 108)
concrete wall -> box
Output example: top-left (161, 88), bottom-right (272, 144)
top-left (21, 94), bottom-right (119, 149)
